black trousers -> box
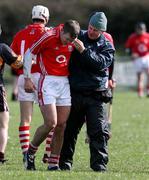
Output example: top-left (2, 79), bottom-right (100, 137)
top-left (59, 91), bottom-right (109, 171)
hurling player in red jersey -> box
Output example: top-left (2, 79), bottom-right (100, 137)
top-left (11, 5), bottom-right (54, 163)
top-left (23, 20), bottom-right (80, 170)
top-left (125, 22), bottom-right (149, 97)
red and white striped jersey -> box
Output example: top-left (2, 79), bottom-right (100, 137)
top-left (11, 23), bottom-right (48, 75)
top-left (30, 24), bottom-right (74, 76)
top-left (125, 32), bottom-right (149, 57)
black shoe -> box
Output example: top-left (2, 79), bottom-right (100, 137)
top-left (42, 154), bottom-right (49, 164)
top-left (92, 164), bottom-right (107, 172)
top-left (47, 165), bottom-right (60, 171)
top-left (59, 162), bottom-right (72, 170)
top-left (24, 152), bottom-right (36, 170)
top-left (0, 159), bottom-right (8, 164)
top-left (93, 168), bottom-right (107, 172)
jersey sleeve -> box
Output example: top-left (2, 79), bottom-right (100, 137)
top-left (30, 29), bottom-right (56, 54)
top-left (30, 31), bottom-right (50, 54)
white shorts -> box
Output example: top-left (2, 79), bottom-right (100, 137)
top-left (134, 55), bottom-right (149, 73)
top-left (38, 75), bottom-right (71, 106)
top-left (18, 73), bottom-right (40, 103)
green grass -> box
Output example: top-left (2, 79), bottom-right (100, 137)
top-left (1, 85), bottom-right (149, 180)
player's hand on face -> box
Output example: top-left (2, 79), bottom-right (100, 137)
top-left (73, 39), bottom-right (85, 53)
top-left (24, 78), bottom-right (36, 93)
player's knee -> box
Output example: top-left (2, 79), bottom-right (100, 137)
top-left (54, 123), bottom-right (66, 136)
top-left (44, 119), bottom-right (57, 130)
top-left (56, 121), bottom-right (66, 129)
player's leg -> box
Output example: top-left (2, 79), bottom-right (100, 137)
top-left (137, 72), bottom-right (144, 97)
top-left (18, 74), bottom-right (36, 160)
top-left (47, 77), bottom-right (71, 170)
top-left (134, 58), bottom-right (144, 97)
top-left (19, 101), bottom-right (33, 159)
top-left (146, 71), bottom-right (149, 97)
top-left (85, 119), bottom-right (90, 144)
top-left (0, 86), bottom-right (9, 163)
top-left (24, 76), bottom-right (57, 170)
top-left (24, 104), bottom-right (57, 170)
top-left (0, 112), bottom-right (9, 163)
top-left (144, 57), bottom-right (149, 97)
top-left (42, 129), bottom-right (54, 163)
top-left (48, 106), bottom-right (70, 170)
top-left (32, 104), bottom-right (57, 147)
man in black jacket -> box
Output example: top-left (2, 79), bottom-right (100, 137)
top-left (59, 12), bottom-right (115, 172)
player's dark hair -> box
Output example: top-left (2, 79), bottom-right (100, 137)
top-left (63, 20), bottom-right (80, 39)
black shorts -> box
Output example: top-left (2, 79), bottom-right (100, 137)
top-left (0, 86), bottom-right (9, 112)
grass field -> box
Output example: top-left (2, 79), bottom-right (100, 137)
top-left (1, 85), bottom-right (149, 180)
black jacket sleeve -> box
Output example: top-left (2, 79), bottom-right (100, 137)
top-left (79, 36), bottom-right (115, 74)
top-left (108, 61), bottom-right (114, 80)
top-left (0, 43), bottom-right (17, 65)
